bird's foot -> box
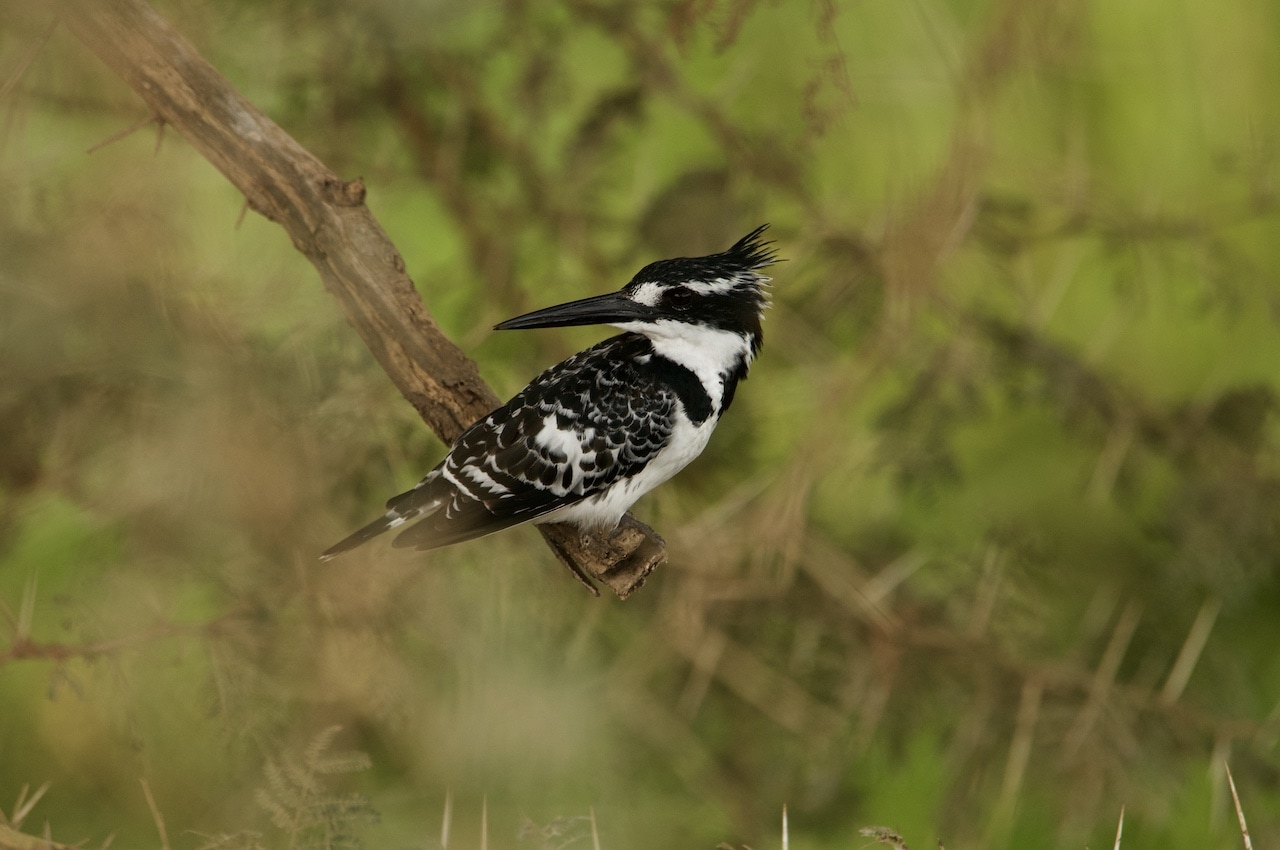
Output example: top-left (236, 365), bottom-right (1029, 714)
top-left (538, 516), bottom-right (667, 599)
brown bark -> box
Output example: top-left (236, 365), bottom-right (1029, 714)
top-left (56, 0), bottom-right (664, 598)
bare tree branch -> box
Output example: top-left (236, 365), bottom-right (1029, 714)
top-left (55, 0), bottom-right (665, 597)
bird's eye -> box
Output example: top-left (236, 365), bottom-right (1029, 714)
top-left (666, 287), bottom-right (694, 309)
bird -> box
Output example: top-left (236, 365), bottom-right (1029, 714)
top-left (320, 225), bottom-right (778, 560)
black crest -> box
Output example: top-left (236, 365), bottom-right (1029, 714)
top-left (629, 224), bottom-right (779, 289)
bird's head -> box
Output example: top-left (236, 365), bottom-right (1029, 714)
top-left (496, 226), bottom-right (779, 358)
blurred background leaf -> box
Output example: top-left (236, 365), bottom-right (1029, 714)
top-left (1, 0), bottom-right (1278, 847)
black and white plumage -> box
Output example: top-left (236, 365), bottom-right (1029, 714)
top-left (320, 225), bottom-right (778, 560)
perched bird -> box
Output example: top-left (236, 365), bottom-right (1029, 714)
top-left (320, 225), bottom-right (778, 560)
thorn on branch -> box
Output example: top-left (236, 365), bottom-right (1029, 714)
top-left (86, 112), bottom-right (164, 155)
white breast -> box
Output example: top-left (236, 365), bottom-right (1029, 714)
top-left (614, 319), bottom-right (752, 413)
top-left (537, 321), bottom-right (750, 533)
top-left (536, 408), bottom-right (716, 531)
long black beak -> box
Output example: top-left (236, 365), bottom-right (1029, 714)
top-left (494, 291), bottom-right (653, 330)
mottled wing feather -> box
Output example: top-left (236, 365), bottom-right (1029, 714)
top-left (389, 334), bottom-right (676, 551)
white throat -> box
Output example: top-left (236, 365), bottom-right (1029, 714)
top-left (614, 319), bottom-right (753, 410)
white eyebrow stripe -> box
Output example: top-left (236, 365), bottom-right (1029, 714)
top-left (684, 276), bottom-right (742, 295)
top-left (629, 271), bottom-right (768, 304)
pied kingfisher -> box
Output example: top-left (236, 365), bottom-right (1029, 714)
top-left (320, 225), bottom-right (778, 560)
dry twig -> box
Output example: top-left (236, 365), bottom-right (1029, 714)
top-left (1225, 764), bottom-right (1254, 850)
top-left (139, 779), bottom-right (171, 850)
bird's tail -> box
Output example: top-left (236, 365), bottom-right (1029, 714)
top-left (319, 474), bottom-right (444, 561)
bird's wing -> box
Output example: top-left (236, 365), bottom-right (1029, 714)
top-left (388, 334), bottom-right (677, 551)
